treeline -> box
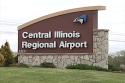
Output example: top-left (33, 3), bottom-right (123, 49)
top-left (108, 50), bottom-right (125, 71)
top-left (0, 41), bottom-right (16, 66)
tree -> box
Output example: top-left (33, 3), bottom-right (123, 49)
top-left (0, 53), bottom-right (5, 65)
top-left (108, 50), bottom-right (125, 71)
top-left (116, 50), bottom-right (125, 65)
top-left (0, 41), bottom-right (14, 66)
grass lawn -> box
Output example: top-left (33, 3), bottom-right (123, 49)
top-left (0, 67), bottom-right (125, 83)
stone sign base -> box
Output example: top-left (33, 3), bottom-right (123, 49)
top-left (18, 29), bottom-right (108, 69)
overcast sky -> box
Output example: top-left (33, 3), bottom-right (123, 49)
top-left (0, 0), bottom-right (125, 53)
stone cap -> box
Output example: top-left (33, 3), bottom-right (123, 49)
top-left (18, 6), bottom-right (106, 30)
top-left (93, 29), bottom-right (109, 32)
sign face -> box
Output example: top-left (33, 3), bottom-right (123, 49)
top-left (18, 10), bottom-right (97, 53)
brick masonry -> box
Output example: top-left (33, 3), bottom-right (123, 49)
top-left (18, 29), bottom-right (109, 69)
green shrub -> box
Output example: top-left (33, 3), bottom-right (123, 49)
top-left (108, 64), bottom-right (122, 71)
top-left (32, 65), bottom-right (41, 67)
top-left (18, 63), bottom-right (29, 68)
top-left (10, 63), bottom-right (29, 68)
top-left (9, 63), bottom-right (17, 67)
top-left (14, 55), bottom-right (18, 63)
top-left (40, 62), bottom-right (56, 68)
top-left (66, 64), bottom-right (108, 71)
top-left (0, 64), bottom-right (4, 67)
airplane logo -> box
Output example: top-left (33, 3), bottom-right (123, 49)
top-left (73, 15), bottom-right (88, 24)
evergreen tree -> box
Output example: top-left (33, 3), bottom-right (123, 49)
top-left (0, 53), bottom-right (5, 65)
top-left (0, 41), bottom-right (14, 66)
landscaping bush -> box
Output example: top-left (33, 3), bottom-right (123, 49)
top-left (10, 63), bottom-right (29, 68)
top-left (108, 64), bottom-right (122, 71)
top-left (19, 63), bottom-right (29, 68)
top-left (32, 65), bottom-right (41, 67)
top-left (14, 55), bottom-right (18, 63)
top-left (66, 64), bottom-right (108, 71)
top-left (40, 62), bottom-right (56, 68)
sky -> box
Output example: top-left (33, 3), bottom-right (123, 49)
top-left (0, 0), bottom-right (125, 53)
